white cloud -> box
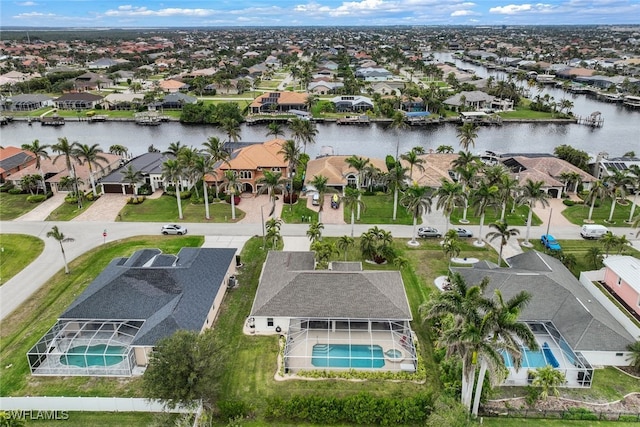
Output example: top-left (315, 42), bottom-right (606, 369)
top-left (451, 9), bottom-right (479, 16)
top-left (104, 6), bottom-right (216, 18)
top-left (16, 1), bottom-right (37, 6)
top-left (489, 3), bottom-right (555, 14)
top-left (13, 11), bottom-right (56, 19)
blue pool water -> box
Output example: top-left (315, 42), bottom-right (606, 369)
top-left (502, 348), bottom-right (554, 369)
top-left (60, 344), bottom-right (126, 367)
top-left (312, 344), bottom-right (385, 369)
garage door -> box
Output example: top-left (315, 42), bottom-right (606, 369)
top-left (102, 183), bottom-right (124, 193)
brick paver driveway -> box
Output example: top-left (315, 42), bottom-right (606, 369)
top-left (72, 194), bottom-right (129, 222)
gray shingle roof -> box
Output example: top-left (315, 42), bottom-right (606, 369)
top-left (61, 247), bottom-right (236, 346)
top-left (452, 251), bottom-right (635, 352)
top-left (250, 251), bottom-right (412, 320)
top-left (99, 152), bottom-right (172, 184)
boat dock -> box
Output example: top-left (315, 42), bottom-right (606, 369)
top-left (88, 115), bottom-right (109, 122)
top-left (576, 111), bottom-right (604, 127)
top-left (134, 113), bottom-right (161, 126)
top-left (40, 116), bottom-right (65, 126)
top-left (623, 96), bottom-right (640, 109)
top-left (336, 115), bottom-right (370, 125)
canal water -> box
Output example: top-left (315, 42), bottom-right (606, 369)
top-left (1, 55), bottom-right (638, 160)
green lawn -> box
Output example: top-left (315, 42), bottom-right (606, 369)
top-left (498, 108), bottom-right (559, 120)
top-left (45, 198), bottom-right (97, 221)
top-left (562, 199), bottom-right (636, 226)
top-left (344, 194), bottom-right (415, 225)
top-left (0, 193), bottom-right (39, 220)
top-left (482, 419), bottom-right (639, 427)
top-left (0, 235), bottom-right (203, 397)
top-left (14, 411), bottom-right (159, 426)
top-left (116, 195), bottom-right (245, 223)
top-left (279, 198), bottom-right (317, 224)
top-left (0, 234), bottom-right (44, 286)
top-left (450, 204), bottom-right (541, 227)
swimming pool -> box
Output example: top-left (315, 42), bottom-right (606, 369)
top-left (60, 344), bottom-right (126, 367)
top-left (502, 347), bottom-right (554, 369)
top-left (312, 344), bottom-right (385, 369)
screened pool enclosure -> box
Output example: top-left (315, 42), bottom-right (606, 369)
top-left (28, 319), bottom-right (143, 376)
top-left (282, 318), bottom-right (418, 374)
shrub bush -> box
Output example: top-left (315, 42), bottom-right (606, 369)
top-left (562, 407), bottom-right (598, 420)
top-left (283, 193), bottom-right (298, 204)
top-left (127, 196), bottom-right (145, 204)
top-left (65, 196), bottom-right (78, 204)
top-left (138, 183), bottom-right (152, 195)
top-left (562, 199), bottom-right (575, 206)
top-left (85, 192), bottom-right (100, 201)
top-left (0, 182), bottom-right (15, 192)
top-left (8, 188), bottom-right (23, 195)
top-left (26, 194), bottom-right (46, 203)
top-left (224, 195), bottom-right (241, 205)
top-left (217, 400), bottom-right (250, 422)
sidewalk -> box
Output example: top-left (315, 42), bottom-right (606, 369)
top-left (14, 193), bottom-right (65, 221)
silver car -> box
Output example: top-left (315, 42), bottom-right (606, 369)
top-left (161, 224), bottom-right (188, 235)
top-left (417, 227), bottom-right (442, 238)
top-left (454, 227), bottom-right (473, 238)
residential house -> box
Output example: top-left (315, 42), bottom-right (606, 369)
top-left (158, 79), bottom-right (189, 93)
top-left (249, 251), bottom-right (417, 374)
top-left (28, 247), bottom-right (237, 376)
top-left (308, 81), bottom-right (343, 95)
top-left (304, 155), bottom-right (387, 194)
top-left (158, 92), bottom-right (197, 110)
top-left (74, 72), bottom-right (112, 91)
top-left (100, 152), bottom-right (172, 194)
top-left (602, 256), bottom-right (640, 318)
top-left (100, 93), bottom-right (145, 111)
top-left (249, 92), bottom-right (308, 114)
top-left (54, 93), bottom-right (103, 110)
top-left (592, 154), bottom-right (640, 181)
top-left (369, 81), bottom-right (404, 96)
top-left (0, 146), bottom-right (35, 183)
top-left (443, 90), bottom-right (506, 112)
top-left (355, 67), bottom-right (392, 82)
top-left (1, 94), bottom-right (53, 111)
top-left (404, 153), bottom-right (459, 188)
top-left (330, 95), bottom-right (374, 113)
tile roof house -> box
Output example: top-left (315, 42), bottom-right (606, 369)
top-left (404, 153), bottom-right (459, 187)
top-left (73, 72), bottom-right (113, 91)
top-left (0, 146), bottom-right (35, 182)
top-left (249, 251), bottom-right (417, 373)
top-left (304, 155), bottom-right (387, 193)
top-left (249, 91), bottom-right (308, 114)
top-left (28, 247), bottom-right (237, 376)
top-left (602, 256), bottom-right (640, 318)
top-left (159, 79), bottom-right (190, 93)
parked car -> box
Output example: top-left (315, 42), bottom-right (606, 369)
top-left (454, 227), bottom-right (473, 238)
top-left (580, 224), bottom-right (608, 239)
top-left (311, 193), bottom-right (320, 206)
top-left (541, 234), bottom-right (561, 251)
top-left (161, 224), bottom-right (188, 235)
top-left (418, 227), bottom-right (442, 238)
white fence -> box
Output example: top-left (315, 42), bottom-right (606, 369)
top-left (0, 397), bottom-right (193, 413)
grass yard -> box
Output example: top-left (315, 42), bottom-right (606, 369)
top-left (116, 195), bottom-right (245, 222)
top-left (279, 198), bottom-right (317, 224)
top-left (0, 235), bottom-right (203, 397)
top-left (12, 411), bottom-right (159, 426)
top-left (345, 194), bottom-right (415, 225)
top-left (562, 199), bottom-right (636, 226)
top-left (0, 193), bottom-right (39, 220)
top-left (0, 234), bottom-right (44, 286)
top-left (45, 198), bottom-right (97, 221)
top-left (450, 204), bottom-right (542, 227)
top-left (498, 107), bottom-right (559, 120)
top-left (482, 419), bottom-right (639, 427)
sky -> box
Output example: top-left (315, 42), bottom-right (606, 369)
top-left (1, 0), bottom-right (639, 28)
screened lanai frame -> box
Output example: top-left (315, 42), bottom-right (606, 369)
top-left (283, 318), bottom-right (417, 374)
top-left (28, 319), bottom-right (144, 376)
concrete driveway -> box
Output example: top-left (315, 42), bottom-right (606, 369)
top-left (73, 194), bottom-right (129, 222)
top-left (237, 194), bottom-right (283, 223)
top-left (307, 194), bottom-right (345, 225)
top-left (14, 193), bottom-right (66, 221)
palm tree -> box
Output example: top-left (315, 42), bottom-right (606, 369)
top-left (337, 235), bottom-right (355, 261)
top-left (532, 365), bottom-right (566, 400)
top-left (362, 164), bottom-right (382, 192)
top-left (46, 225), bottom-right (75, 274)
top-left (342, 187), bottom-right (365, 237)
top-left (265, 217), bottom-right (283, 250)
top-left (486, 220), bottom-right (520, 266)
top-left (192, 155), bottom-right (215, 220)
top-left (400, 148), bottom-right (426, 181)
top-left (289, 117), bottom-right (318, 154)
top-left (163, 141), bottom-right (184, 157)
top-left (221, 117), bottom-right (241, 144)
top-left (604, 170), bottom-right (632, 223)
top-left (309, 174), bottom-right (330, 223)
top-left (457, 122), bottom-right (478, 152)
top-left (73, 143), bottom-right (108, 196)
top-left (359, 226), bottom-right (394, 264)
top-left (21, 139), bottom-right (50, 195)
top-left (122, 164), bottom-right (143, 196)
top-left (385, 163), bottom-right (409, 221)
top-left (278, 139), bottom-right (301, 211)
top-left (51, 137), bottom-right (76, 177)
top-left (257, 170), bottom-right (286, 217)
top-left (202, 136), bottom-right (230, 198)
top-left (436, 145), bottom-right (454, 154)
top-left (443, 231), bottom-right (462, 260)
top-left (518, 179), bottom-right (549, 246)
top-left (436, 179), bottom-right (465, 234)
top-left (389, 111), bottom-right (408, 159)
top-left (452, 151), bottom-right (481, 223)
top-left (471, 181), bottom-right (499, 246)
top-left (585, 180), bottom-right (608, 222)
top-left (223, 170), bottom-right (242, 220)
top-left (162, 159), bottom-right (184, 220)
top-left (401, 183), bottom-right (433, 245)
top-left (586, 246), bottom-right (603, 269)
top-left (600, 231), bottom-right (618, 257)
top-left (177, 146), bottom-right (199, 196)
top-left (345, 155), bottom-right (370, 220)
top-left (306, 221), bottom-right (324, 243)
top-left (265, 121), bottom-right (285, 139)
top-left (498, 174), bottom-right (520, 221)
top-left (626, 340), bottom-right (640, 372)
top-left (109, 144), bottom-right (129, 159)
top-left (627, 165), bottom-right (640, 223)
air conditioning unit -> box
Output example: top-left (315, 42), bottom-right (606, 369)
top-left (228, 275), bottom-right (237, 288)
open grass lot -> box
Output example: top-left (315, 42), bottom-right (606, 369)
top-left (498, 107), bottom-right (560, 120)
top-left (345, 194), bottom-right (415, 225)
top-left (45, 198), bottom-right (97, 221)
top-left (0, 235), bottom-right (203, 397)
top-left (562, 199), bottom-right (636, 227)
top-left (15, 411), bottom-right (158, 426)
top-left (482, 419), bottom-right (639, 427)
top-left (116, 195), bottom-right (245, 223)
top-left (0, 193), bottom-right (38, 220)
top-left (0, 234), bottom-right (44, 286)
top-left (450, 204), bottom-right (541, 227)
top-left (279, 198), bottom-right (317, 224)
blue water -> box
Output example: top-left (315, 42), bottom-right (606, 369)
top-left (60, 344), bottom-right (126, 367)
top-left (502, 348), bottom-right (554, 368)
top-left (312, 344), bottom-right (385, 369)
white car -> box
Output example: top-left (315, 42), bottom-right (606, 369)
top-left (161, 224), bottom-right (188, 235)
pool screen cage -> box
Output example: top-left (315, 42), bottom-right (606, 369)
top-left (283, 318), bottom-right (418, 374)
top-left (28, 319), bottom-right (143, 376)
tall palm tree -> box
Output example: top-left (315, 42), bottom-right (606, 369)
top-left (223, 170), bottom-right (242, 220)
top-left (385, 163), bottom-right (409, 221)
top-left (457, 122), bottom-right (479, 153)
top-left (345, 155), bottom-right (370, 220)
top-left (604, 170), bottom-right (632, 223)
top-left (46, 225), bottom-right (75, 274)
top-left (202, 136), bottom-right (230, 198)
top-left (585, 179), bottom-right (608, 222)
top-left (337, 235), bottom-right (355, 261)
top-left (122, 164), bottom-right (143, 196)
top-left (498, 174), bottom-right (520, 220)
top-left (600, 231), bottom-right (618, 257)
top-left (452, 151), bottom-right (481, 223)
top-left (400, 148), bottom-right (426, 181)
top-left (309, 174), bottom-right (330, 223)
top-left (163, 141), bottom-right (184, 157)
top-left (51, 137), bottom-right (82, 206)
top-left (289, 117), bottom-right (318, 155)
top-left (73, 143), bottom-right (108, 196)
top-left (193, 155), bottom-right (216, 220)
top-left (627, 165), bottom-right (640, 223)
top-left (362, 163), bottom-right (382, 192)
top-left (278, 139), bottom-right (301, 211)
top-left (486, 220), bottom-right (520, 266)
top-left (162, 159), bottom-right (184, 220)
top-left (265, 121), bottom-right (285, 139)
top-left (177, 146), bottom-right (199, 196)
top-left (401, 183), bottom-right (433, 245)
top-left (471, 181), bottom-right (499, 246)
top-left (265, 217), bottom-right (283, 250)
top-left (518, 179), bottom-right (549, 245)
top-left (389, 111), bottom-right (408, 160)
top-left (221, 117), bottom-right (241, 144)
top-left (436, 179), bottom-right (465, 234)
top-left (257, 170), bottom-right (287, 217)
top-left (306, 221), bottom-right (324, 244)
top-left (109, 144), bottom-right (129, 159)
top-left (21, 139), bottom-right (50, 195)
top-left (342, 186), bottom-right (365, 237)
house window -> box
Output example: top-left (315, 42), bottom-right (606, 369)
top-left (617, 277), bottom-right (622, 286)
top-left (267, 318), bottom-right (274, 327)
top-left (347, 175), bottom-right (357, 187)
top-left (238, 170), bottom-right (252, 179)
top-left (271, 167), bottom-right (281, 172)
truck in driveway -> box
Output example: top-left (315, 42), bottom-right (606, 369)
top-left (580, 224), bottom-right (608, 239)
